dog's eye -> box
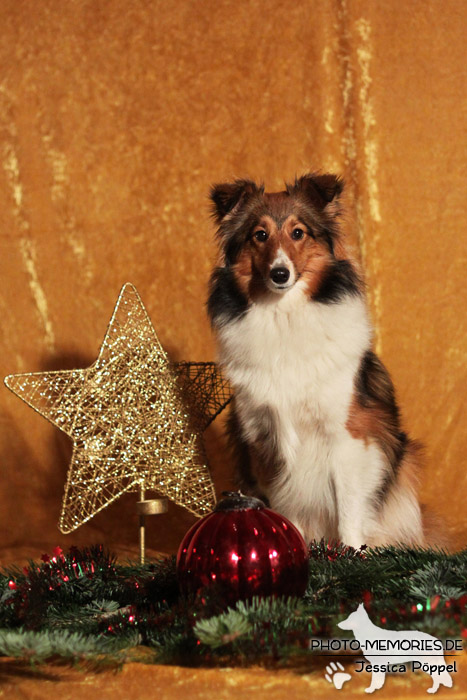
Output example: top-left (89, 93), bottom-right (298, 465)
top-left (291, 228), bottom-right (305, 240)
top-left (254, 230), bottom-right (268, 242)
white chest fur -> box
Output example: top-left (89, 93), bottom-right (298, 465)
top-left (217, 283), bottom-right (374, 536)
top-left (218, 283), bottom-right (372, 433)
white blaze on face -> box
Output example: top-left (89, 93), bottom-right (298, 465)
top-left (268, 248), bottom-right (296, 292)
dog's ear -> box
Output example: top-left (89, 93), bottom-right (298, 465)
top-left (290, 172), bottom-right (344, 213)
top-left (210, 179), bottom-right (260, 223)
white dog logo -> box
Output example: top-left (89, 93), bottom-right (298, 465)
top-left (337, 603), bottom-right (453, 694)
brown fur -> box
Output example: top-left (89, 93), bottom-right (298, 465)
top-left (232, 210), bottom-right (335, 300)
top-left (346, 351), bottom-right (409, 475)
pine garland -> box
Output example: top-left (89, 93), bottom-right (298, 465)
top-left (0, 543), bottom-right (466, 666)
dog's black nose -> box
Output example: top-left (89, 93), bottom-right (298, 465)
top-left (270, 267), bottom-right (290, 285)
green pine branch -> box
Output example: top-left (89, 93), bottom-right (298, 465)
top-left (0, 543), bottom-right (465, 666)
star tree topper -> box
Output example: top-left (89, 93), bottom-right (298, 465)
top-left (5, 283), bottom-right (231, 533)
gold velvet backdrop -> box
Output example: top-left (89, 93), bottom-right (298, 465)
top-left (1, 0), bottom-right (465, 564)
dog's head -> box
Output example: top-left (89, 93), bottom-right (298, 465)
top-left (337, 603), bottom-right (368, 631)
top-left (210, 173), bottom-right (345, 298)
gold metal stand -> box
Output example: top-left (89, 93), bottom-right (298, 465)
top-left (136, 486), bottom-right (168, 564)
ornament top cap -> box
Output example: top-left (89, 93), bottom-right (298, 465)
top-left (214, 491), bottom-right (266, 512)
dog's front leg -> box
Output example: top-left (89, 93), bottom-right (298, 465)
top-left (333, 439), bottom-right (380, 548)
top-left (335, 480), bottom-right (366, 548)
top-left (365, 670), bottom-right (386, 693)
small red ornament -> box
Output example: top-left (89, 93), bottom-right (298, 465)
top-left (176, 492), bottom-right (308, 603)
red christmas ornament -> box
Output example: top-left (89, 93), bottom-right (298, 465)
top-left (177, 492), bottom-right (308, 603)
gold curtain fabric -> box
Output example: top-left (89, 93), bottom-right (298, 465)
top-left (1, 655), bottom-right (467, 699)
top-left (0, 0), bottom-right (466, 565)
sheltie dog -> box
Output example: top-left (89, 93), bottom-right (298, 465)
top-left (207, 173), bottom-right (428, 548)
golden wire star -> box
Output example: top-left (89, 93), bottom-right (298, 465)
top-left (5, 283), bottom-right (231, 533)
